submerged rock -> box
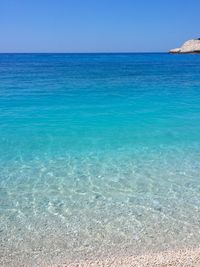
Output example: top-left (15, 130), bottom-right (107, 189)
top-left (169, 39), bottom-right (200, 54)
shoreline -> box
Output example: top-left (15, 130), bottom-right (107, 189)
top-left (52, 247), bottom-right (200, 267)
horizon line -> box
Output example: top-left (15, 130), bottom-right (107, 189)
top-left (0, 51), bottom-right (167, 54)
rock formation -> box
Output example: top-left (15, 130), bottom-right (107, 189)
top-left (169, 39), bottom-right (200, 54)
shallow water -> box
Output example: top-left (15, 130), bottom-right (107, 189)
top-left (0, 53), bottom-right (200, 265)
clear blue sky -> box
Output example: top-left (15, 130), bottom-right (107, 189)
top-left (0, 0), bottom-right (199, 52)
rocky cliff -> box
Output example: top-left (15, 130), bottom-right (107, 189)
top-left (169, 39), bottom-right (200, 54)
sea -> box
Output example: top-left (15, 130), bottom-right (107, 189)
top-left (0, 53), bottom-right (200, 265)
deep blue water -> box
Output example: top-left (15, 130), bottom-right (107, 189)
top-left (1, 53), bottom-right (200, 265)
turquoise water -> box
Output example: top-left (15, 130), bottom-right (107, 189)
top-left (1, 53), bottom-right (200, 265)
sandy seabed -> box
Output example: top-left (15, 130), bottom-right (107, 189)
top-left (50, 248), bottom-right (200, 267)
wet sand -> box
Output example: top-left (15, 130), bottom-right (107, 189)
top-left (53, 247), bottom-right (200, 267)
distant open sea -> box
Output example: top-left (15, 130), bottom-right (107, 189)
top-left (0, 53), bottom-right (200, 266)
